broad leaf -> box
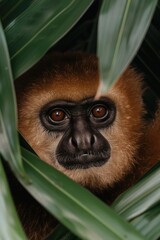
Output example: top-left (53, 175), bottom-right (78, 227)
top-left (0, 158), bottom-right (27, 240)
top-left (0, 20), bottom-right (25, 176)
top-left (112, 163), bottom-right (160, 239)
top-left (19, 148), bottom-right (145, 240)
top-left (4, 0), bottom-right (93, 79)
top-left (46, 163), bottom-right (160, 240)
top-left (0, 0), bottom-right (32, 27)
top-left (45, 224), bottom-right (76, 240)
top-left (98, 0), bottom-right (158, 91)
top-left (112, 163), bottom-right (160, 220)
top-left (131, 205), bottom-right (160, 240)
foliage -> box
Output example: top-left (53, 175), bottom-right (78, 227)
top-left (0, 1), bottom-right (159, 239)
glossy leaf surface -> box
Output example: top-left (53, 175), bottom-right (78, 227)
top-left (112, 163), bottom-right (160, 220)
top-left (98, 0), bottom-right (158, 91)
top-left (0, 0), bottom-right (33, 27)
top-left (0, 158), bottom-right (27, 240)
top-left (112, 163), bottom-right (160, 239)
top-left (20, 148), bottom-right (145, 240)
top-left (0, 20), bottom-right (24, 175)
top-left (46, 224), bottom-right (75, 240)
top-left (46, 163), bottom-right (160, 240)
top-left (4, 0), bottom-right (93, 78)
top-left (131, 205), bottom-right (160, 240)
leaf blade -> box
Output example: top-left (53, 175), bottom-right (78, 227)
top-left (0, 158), bottom-right (27, 240)
top-left (4, 0), bottom-right (93, 78)
top-left (20, 148), bottom-right (145, 240)
top-left (0, 20), bottom-right (24, 176)
top-left (98, 0), bottom-right (158, 91)
top-left (112, 163), bottom-right (160, 220)
top-left (131, 205), bottom-right (160, 240)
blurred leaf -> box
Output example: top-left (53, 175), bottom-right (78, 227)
top-left (4, 0), bottom-right (93, 79)
top-left (97, 0), bottom-right (158, 92)
top-left (45, 224), bottom-right (77, 240)
top-left (47, 164), bottom-right (159, 240)
top-left (0, 158), bottom-right (27, 240)
top-left (112, 163), bottom-right (160, 220)
top-left (0, 20), bottom-right (25, 176)
top-left (131, 205), bottom-right (160, 240)
top-left (112, 163), bottom-right (160, 240)
top-left (0, 0), bottom-right (33, 27)
top-left (19, 148), bottom-right (144, 240)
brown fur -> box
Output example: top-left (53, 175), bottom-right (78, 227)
top-left (14, 52), bottom-right (160, 239)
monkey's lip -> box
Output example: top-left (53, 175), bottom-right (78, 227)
top-left (57, 151), bottom-right (110, 170)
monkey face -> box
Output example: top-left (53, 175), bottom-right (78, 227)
top-left (15, 52), bottom-right (149, 192)
top-left (40, 97), bottom-right (115, 170)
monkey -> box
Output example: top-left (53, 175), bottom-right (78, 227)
top-left (11, 52), bottom-right (160, 239)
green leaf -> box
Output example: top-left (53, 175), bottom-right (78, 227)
top-left (112, 164), bottom-right (160, 239)
top-left (131, 205), bottom-right (160, 240)
top-left (112, 163), bottom-right (160, 220)
top-left (4, 0), bottom-right (93, 79)
top-left (97, 0), bottom-right (158, 91)
top-left (0, 0), bottom-right (33, 27)
top-left (0, 20), bottom-right (25, 176)
top-left (0, 158), bottom-right (27, 240)
top-left (20, 148), bottom-right (145, 240)
top-left (45, 224), bottom-right (76, 240)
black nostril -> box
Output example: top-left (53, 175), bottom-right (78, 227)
top-left (70, 134), bottom-right (96, 149)
top-left (71, 136), bottom-right (78, 148)
top-left (91, 135), bottom-right (96, 146)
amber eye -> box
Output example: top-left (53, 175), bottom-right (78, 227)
top-left (49, 109), bottom-right (66, 122)
top-left (91, 105), bottom-right (108, 119)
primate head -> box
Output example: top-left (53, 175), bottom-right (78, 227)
top-left (15, 52), bottom-right (160, 195)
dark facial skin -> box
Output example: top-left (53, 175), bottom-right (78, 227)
top-left (40, 98), bottom-right (116, 170)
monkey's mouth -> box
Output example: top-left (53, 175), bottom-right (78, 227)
top-left (56, 151), bottom-right (110, 170)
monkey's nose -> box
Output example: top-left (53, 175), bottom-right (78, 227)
top-left (70, 134), bottom-right (96, 151)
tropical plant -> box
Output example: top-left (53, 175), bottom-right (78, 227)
top-left (0, 1), bottom-right (159, 240)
